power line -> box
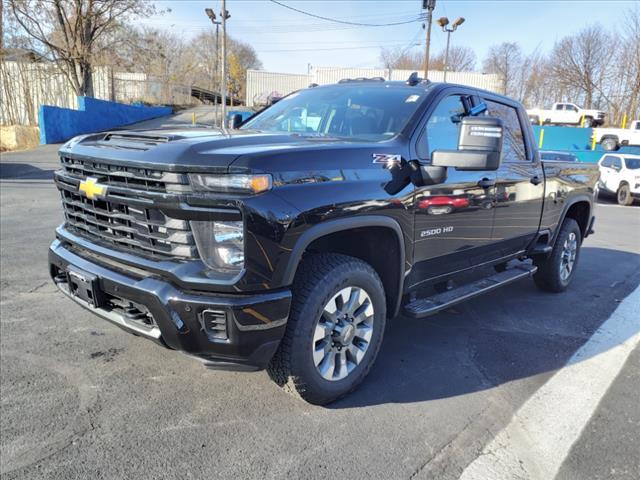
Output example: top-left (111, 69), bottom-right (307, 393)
top-left (268, 0), bottom-right (423, 27)
top-left (255, 43), bottom-right (421, 53)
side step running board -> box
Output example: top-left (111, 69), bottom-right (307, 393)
top-left (404, 264), bottom-right (538, 318)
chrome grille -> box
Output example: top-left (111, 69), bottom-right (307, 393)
top-left (58, 156), bottom-right (196, 260)
top-left (60, 156), bottom-right (189, 192)
top-left (61, 189), bottom-right (196, 259)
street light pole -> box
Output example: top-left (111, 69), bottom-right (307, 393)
top-left (437, 16), bottom-right (465, 83)
top-left (422, 0), bottom-right (436, 80)
top-left (443, 28), bottom-right (451, 82)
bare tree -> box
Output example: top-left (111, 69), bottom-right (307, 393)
top-left (380, 45), bottom-right (475, 73)
top-left (548, 24), bottom-right (615, 108)
top-left (8, 0), bottom-right (156, 96)
top-left (187, 31), bottom-right (262, 99)
top-left (380, 46), bottom-right (422, 70)
top-left (482, 42), bottom-right (523, 97)
top-left (226, 37), bottom-right (262, 101)
top-left (430, 46), bottom-right (476, 72)
top-left (617, 5), bottom-right (640, 122)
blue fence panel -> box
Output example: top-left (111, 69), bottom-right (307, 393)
top-left (530, 126), bottom-right (640, 163)
top-left (39, 97), bottom-right (172, 144)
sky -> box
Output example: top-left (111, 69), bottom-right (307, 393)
top-left (143, 0), bottom-right (637, 74)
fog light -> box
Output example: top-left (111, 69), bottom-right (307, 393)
top-left (190, 220), bottom-right (244, 274)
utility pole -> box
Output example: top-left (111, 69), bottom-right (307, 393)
top-left (205, 8), bottom-right (221, 126)
top-left (215, 22), bottom-right (220, 123)
top-left (422, 0), bottom-right (436, 80)
top-left (221, 0), bottom-right (230, 124)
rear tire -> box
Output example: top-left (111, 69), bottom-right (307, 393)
top-left (617, 183), bottom-right (633, 206)
top-left (267, 253), bottom-right (386, 405)
top-left (533, 218), bottom-right (582, 293)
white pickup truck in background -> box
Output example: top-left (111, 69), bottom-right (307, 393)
top-left (527, 102), bottom-right (606, 127)
top-left (593, 120), bottom-right (640, 151)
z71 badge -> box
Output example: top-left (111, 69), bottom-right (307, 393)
top-left (372, 153), bottom-right (401, 168)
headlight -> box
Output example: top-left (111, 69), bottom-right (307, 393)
top-left (190, 220), bottom-right (244, 275)
top-left (190, 174), bottom-right (272, 194)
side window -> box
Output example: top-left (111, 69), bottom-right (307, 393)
top-left (555, 104), bottom-right (564, 111)
top-left (567, 105), bottom-right (578, 112)
top-left (485, 100), bottom-right (528, 162)
top-left (419, 95), bottom-right (465, 158)
top-left (601, 156), bottom-right (613, 167)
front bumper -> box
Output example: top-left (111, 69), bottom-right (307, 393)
top-left (49, 239), bottom-right (291, 371)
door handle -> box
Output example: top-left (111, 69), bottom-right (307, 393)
top-left (477, 178), bottom-right (496, 189)
top-left (530, 175), bottom-right (542, 185)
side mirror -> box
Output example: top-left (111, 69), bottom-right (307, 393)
top-left (432, 116), bottom-right (504, 171)
top-left (228, 113), bottom-right (243, 129)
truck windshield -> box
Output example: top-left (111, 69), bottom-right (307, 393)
top-left (241, 85), bottom-right (428, 141)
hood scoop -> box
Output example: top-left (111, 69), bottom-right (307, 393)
top-left (98, 132), bottom-right (171, 151)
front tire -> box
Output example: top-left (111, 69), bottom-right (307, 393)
top-left (617, 183), bottom-right (633, 206)
top-left (267, 254), bottom-right (386, 405)
top-left (583, 117), bottom-right (593, 128)
top-left (533, 218), bottom-right (582, 293)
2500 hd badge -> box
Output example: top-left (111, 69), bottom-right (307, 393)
top-left (49, 73), bottom-right (597, 405)
top-left (421, 226), bottom-right (454, 237)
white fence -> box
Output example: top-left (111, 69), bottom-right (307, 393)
top-left (246, 67), bottom-right (502, 107)
top-left (245, 70), bottom-right (311, 109)
top-left (0, 61), bottom-right (197, 126)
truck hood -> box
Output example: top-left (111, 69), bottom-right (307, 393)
top-left (59, 127), bottom-right (392, 173)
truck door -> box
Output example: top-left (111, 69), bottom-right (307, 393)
top-left (484, 98), bottom-right (545, 253)
top-left (608, 155), bottom-right (624, 191)
top-left (565, 104), bottom-right (580, 124)
top-left (409, 93), bottom-right (497, 287)
top-left (599, 155), bottom-right (615, 191)
top-left (554, 103), bottom-right (568, 123)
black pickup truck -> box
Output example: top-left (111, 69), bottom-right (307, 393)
top-left (49, 76), bottom-right (598, 404)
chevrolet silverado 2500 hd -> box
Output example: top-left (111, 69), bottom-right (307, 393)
top-left (49, 75), bottom-right (598, 404)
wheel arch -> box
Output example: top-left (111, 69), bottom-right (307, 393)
top-left (557, 196), bottom-right (592, 240)
top-left (280, 216), bottom-right (406, 318)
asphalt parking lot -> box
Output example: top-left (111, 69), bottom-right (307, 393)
top-left (1, 133), bottom-right (639, 479)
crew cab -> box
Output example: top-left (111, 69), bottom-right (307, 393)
top-left (597, 153), bottom-right (640, 205)
top-left (527, 102), bottom-right (606, 127)
top-left (593, 120), bottom-right (640, 151)
top-left (49, 75), bottom-right (598, 404)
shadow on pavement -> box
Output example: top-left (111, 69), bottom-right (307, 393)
top-left (330, 247), bottom-right (640, 409)
top-left (0, 163), bottom-right (55, 180)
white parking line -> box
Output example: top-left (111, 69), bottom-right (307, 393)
top-left (459, 285), bottom-right (640, 480)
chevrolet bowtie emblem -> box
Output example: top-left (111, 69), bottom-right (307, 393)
top-left (79, 177), bottom-right (107, 200)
